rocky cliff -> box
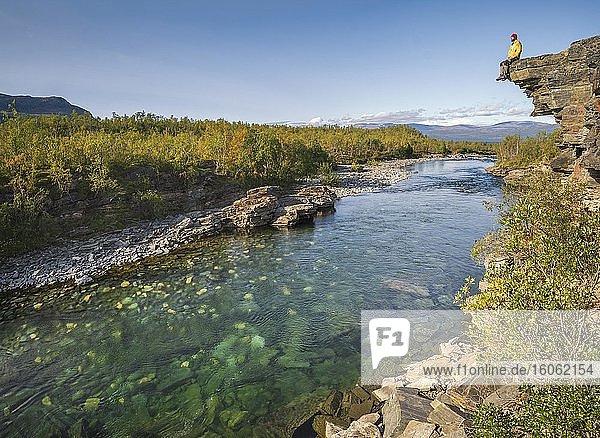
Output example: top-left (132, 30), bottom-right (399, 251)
top-left (510, 35), bottom-right (600, 185)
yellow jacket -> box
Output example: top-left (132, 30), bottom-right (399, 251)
top-left (508, 40), bottom-right (522, 60)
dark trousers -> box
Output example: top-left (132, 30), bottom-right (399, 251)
top-left (499, 58), bottom-right (517, 79)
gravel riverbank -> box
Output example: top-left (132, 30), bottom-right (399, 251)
top-left (0, 156), bottom-right (488, 293)
top-left (0, 185), bottom-right (335, 293)
top-left (330, 158), bottom-right (425, 198)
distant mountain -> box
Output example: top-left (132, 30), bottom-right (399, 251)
top-left (0, 93), bottom-right (90, 116)
top-left (273, 118), bottom-right (558, 143)
top-left (408, 121), bottom-right (558, 143)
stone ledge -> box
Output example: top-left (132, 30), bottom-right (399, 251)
top-left (509, 35), bottom-right (600, 185)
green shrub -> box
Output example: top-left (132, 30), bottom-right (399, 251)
top-left (459, 170), bottom-right (600, 311)
top-left (319, 162), bottom-right (340, 186)
top-left (460, 169), bottom-right (600, 436)
top-left (472, 386), bottom-right (600, 437)
top-left (350, 162), bottom-right (364, 172)
top-left (494, 131), bottom-right (560, 170)
top-left (0, 175), bottom-right (50, 254)
top-left (515, 386), bottom-right (600, 436)
top-left (472, 403), bottom-right (515, 437)
top-left (133, 190), bottom-right (167, 219)
top-left (88, 162), bottom-right (120, 196)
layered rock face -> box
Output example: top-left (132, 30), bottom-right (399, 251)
top-left (223, 185), bottom-right (335, 229)
top-left (510, 35), bottom-right (600, 184)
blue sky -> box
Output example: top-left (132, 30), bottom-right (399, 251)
top-left (2, 0), bottom-right (598, 125)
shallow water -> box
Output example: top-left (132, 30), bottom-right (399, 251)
top-left (0, 158), bottom-right (502, 437)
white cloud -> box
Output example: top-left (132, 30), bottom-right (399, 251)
top-left (278, 102), bottom-right (555, 127)
top-left (280, 109), bottom-right (428, 127)
top-left (333, 109), bottom-right (428, 125)
top-left (436, 102), bottom-right (531, 119)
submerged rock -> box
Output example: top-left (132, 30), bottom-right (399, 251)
top-left (83, 397), bottom-right (100, 411)
top-left (381, 279), bottom-right (429, 298)
top-left (249, 335), bottom-right (265, 349)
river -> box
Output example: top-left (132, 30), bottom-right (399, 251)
top-left (0, 158), bottom-right (502, 437)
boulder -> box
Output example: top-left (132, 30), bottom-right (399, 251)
top-left (435, 389), bottom-right (478, 413)
top-left (225, 193), bottom-right (279, 228)
top-left (297, 185), bottom-right (337, 211)
top-left (443, 428), bottom-right (467, 438)
top-left (372, 385), bottom-right (397, 403)
top-left (351, 385), bottom-right (372, 402)
top-left (427, 400), bottom-right (464, 435)
top-left (314, 415), bottom-right (350, 437)
top-left (271, 203), bottom-right (317, 228)
top-left (358, 413), bottom-right (381, 424)
top-left (321, 391), bottom-right (344, 416)
top-left (328, 420), bottom-right (381, 438)
top-left (399, 420), bottom-right (437, 438)
top-left (326, 422), bottom-right (345, 438)
top-left (393, 388), bottom-right (435, 430)
top-left (224, 184), bottom-right (336, 230)
top-left (348, 399), bottom-right (374, 420)
top-left (382, 391), bottom-right (403, 438)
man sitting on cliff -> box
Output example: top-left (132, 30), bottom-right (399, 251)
top-left (497, 33), bottom-right (522, 81)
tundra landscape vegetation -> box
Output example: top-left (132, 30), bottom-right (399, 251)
top-left (3, 106), bottom-right (594, 436)
top-left (0, 110), bottom-right (493, 257)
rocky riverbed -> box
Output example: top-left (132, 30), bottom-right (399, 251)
top-left (299, 336), bottom-right (523, 438)
top-left (329, 159), bottom-right (422, 198)
top-left (0, 185), bottom-right (335, 292)
top-left (0, 157), bottom-right (452, 293)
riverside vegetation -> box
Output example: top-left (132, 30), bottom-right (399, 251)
top-left (0, 111), bottom-right (492, 257)
top-left (458, 138), bottom-right (600, 435)
top-left (492, 130), bottom-right (560, 171)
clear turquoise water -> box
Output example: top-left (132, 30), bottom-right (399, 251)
top-left (0, 159), bottom-right (501, 437)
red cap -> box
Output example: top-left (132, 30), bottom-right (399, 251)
top-left (511, 33), bottom-right (518, 39)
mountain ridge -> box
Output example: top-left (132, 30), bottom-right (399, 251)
top-left (0, 93), bottom-right (90, 116)
top-left (408, 121), bottom-right (558, 142)
top-left (273, 119), bottom-right (558, 142)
